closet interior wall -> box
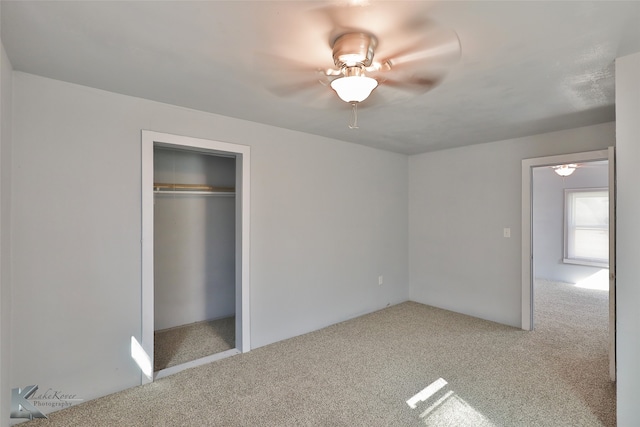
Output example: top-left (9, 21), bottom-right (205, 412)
top-left (154, 147), bottom-right (236, 331)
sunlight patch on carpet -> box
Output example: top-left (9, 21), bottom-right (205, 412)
top-left (407, 378), bottom-right (495, 427)
top-left (406, 378), bottom-right (447, 409)
top-left (574, 269), bottom-right (609, 291)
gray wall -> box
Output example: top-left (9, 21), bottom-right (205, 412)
top-left (154, 149), bottom-right (236, 330)
top-left (408, 123), bottom-right (614, 328)
top-left (615, 51), bottom-right (640, 426)
top-left (9, 72), bottom-right (409, 410)
top-left (5, 57), bottom-right (638, 425)
top-left (0, 40), bottom-right (13, 426)
top-left (532, 163), bottom-right (608, 283)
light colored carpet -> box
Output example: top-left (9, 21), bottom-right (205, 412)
top-left (22, 281), bottom-right (613, 426)
top-left (154, 317), bottom-right (235, 372)
top-left (533, 279), bottom-right (612, 425)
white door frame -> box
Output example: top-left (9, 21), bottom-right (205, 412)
top-left (521, 148), bottom-right (615, 380)
top-left (140, 130), bottom-right (251, 383)
top-left (607, 146), bottom-right (616, 381)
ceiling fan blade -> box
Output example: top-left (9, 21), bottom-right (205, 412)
top-left (256, 52), bottom-right (323, 76)
top-left (254, 51), bottom-right (334, 98)
top-left (380, 76), bottom-right (441, 93)
top-left (309, 2), bottom-right (440, 46)
top-left (309, 3), bottom-right (376, 45)
top-left (376, 28), bottom-right (461, 70)
top-left (279, 83), bottom-right (344, 110)
top-left (267, 79), bottom-right (330, 98)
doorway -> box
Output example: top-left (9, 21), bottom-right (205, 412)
top-left (522, 148), bottom-right (615, 381)
top-left (153, 146), bottom-right (236, 373)
top-left (140, 131), bottom-right (251, 383)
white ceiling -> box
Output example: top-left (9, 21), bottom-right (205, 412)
top-left (2, 1), bottom-right (639, 155)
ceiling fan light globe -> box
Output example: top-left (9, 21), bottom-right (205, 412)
top-left (553, 164), bottom-right (577, 176)
top-left (330, 76), bottom-right (378, 103)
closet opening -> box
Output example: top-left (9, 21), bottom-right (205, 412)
top-left (140, 131), bottom-right (250, 383)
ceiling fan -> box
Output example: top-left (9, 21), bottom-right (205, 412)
top-left (260, 2), bottom-right (462, 116)
top-left (551, 160), bottom-right (608, 177)
top-left (323, 29), bottom-right (460, 105)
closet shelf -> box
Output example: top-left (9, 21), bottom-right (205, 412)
top-left (154, 183), bottom-right (235, 196)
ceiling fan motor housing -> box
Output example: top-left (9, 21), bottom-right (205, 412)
top-left (332, 32), bottom-right (377, 68)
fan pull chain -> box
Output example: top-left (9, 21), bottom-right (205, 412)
top-left (349, 102), bottom-right (359, 129)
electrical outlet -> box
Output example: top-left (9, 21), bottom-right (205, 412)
top-left (378, 275), bottom-right (384, 285)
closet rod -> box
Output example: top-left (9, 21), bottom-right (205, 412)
top-left (154, 190), bottom-right (235, 196)
top-left (153, 183), bottom-right (235, 193)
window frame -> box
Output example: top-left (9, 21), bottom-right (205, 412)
top-left (563, 187), bottom-right (609, 268)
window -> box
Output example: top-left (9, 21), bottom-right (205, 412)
top-left (564, 188), bottom-right (609, 267)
